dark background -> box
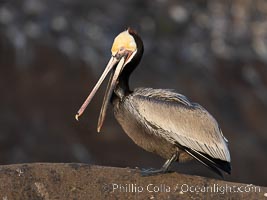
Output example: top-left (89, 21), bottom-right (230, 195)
top-left (0, 0), bottom-right (266, 186)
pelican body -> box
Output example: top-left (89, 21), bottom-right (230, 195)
top-left (76, 28), bottom-right (231, 177)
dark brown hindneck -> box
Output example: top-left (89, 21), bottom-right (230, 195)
top-left (115, 30), bottom-right (144, 98)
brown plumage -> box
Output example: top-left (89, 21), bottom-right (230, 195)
top-left (76, 28), bottom-right (231, 177)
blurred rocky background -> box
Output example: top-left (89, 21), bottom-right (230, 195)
top-left (0, 0), bottom-right (266, 186)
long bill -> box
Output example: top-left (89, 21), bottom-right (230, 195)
top-left (97, 57), bottom-right (126, 132)
top-left (75, 56), bottom-right (119, 121)
top-left (96, 50), bottom-right (137, 132)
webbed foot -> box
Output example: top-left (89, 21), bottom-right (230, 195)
top-left (140, 152), bottom-right (179, 176)
top-left (140, 168), bottom-right (173, 176)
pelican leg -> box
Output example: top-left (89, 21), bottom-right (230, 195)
top-left (141, 152), bottom-right (179, 176)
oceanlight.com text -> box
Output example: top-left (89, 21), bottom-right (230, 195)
top-left (102, 183), bottom-right (261, 194)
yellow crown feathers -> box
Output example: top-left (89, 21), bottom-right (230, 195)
top-left (111, 30), bottom-right (137, 56)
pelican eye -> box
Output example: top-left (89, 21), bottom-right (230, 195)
top-left (114, 47), bottom-right (130, 59)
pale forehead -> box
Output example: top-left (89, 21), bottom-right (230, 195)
top-left (111, 30), bottom-right (137, 55)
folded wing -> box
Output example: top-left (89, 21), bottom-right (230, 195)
top-left (131, 88), bottom-right (231, 164)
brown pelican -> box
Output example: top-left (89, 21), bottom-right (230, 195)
top-left (75, 28), bottom-right (231, 177)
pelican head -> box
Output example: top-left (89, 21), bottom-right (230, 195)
top-left (75, 28), bottom-right (142, 132)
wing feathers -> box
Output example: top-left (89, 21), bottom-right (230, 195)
top-left (175, 142), bottom-right (231, 177)
top-left (132, 88), bottom-right (231, 163)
